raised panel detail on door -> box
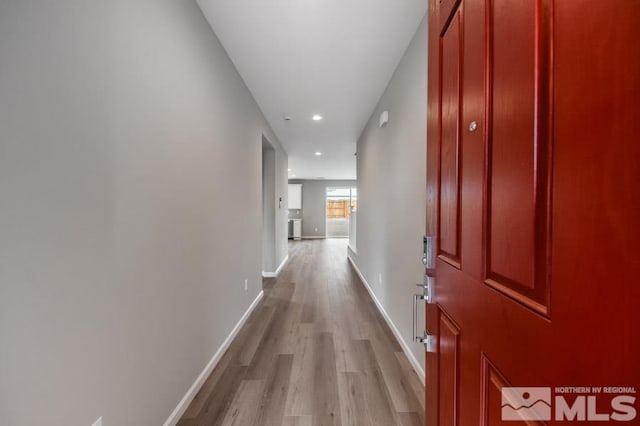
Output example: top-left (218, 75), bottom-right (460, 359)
top-left (438, 310), bottom-right (460, 426)
top-left (439, 0), bottom-right (461, 32)
top-left (481, 355), bottom-right (547, 425)
top-left (438, 6), bottom-right (463, 269)
top-left (484, 0), bottom-right (552, 316)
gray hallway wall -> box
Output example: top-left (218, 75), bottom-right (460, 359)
top-left (0, 1), bottom-right (287, 425)
top-left (351, 16), bottom-right (428, 377)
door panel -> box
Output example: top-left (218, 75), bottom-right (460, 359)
top-left (438, 7), bottom-right (463, 266)
top-left (425, 0), bottom-right (640, 424)
top-left (438, 311), bottom-right (460, 425)
top-left (481, 355), bottom-right (547, 426)
top-left (485, 0), bottom-right (552, 315)
top-left (487, 0), bottom-right (536, 290)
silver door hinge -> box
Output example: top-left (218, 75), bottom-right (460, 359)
top-left (416, 274), bottom-right (434, 303)
top-left (416, 332), bottom-right (436, 353)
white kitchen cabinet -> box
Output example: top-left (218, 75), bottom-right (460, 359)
top-left (288, 184), bottom-right (302, 209)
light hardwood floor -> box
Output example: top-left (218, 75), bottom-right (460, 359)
top-left (178, 239), bottom-right (424, 426)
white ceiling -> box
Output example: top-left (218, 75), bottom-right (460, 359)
top-left (197, 0), bottom-right (427, 180)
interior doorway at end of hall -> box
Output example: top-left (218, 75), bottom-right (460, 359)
top-left (262, 136), bottom-right (276, 276)
top-left (325, 187), bottom-right (357, 238)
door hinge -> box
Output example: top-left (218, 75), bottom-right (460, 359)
top-left (416, 332), bottom-right (436, 353)
top-left (416, 274), bottom-right (434, 303)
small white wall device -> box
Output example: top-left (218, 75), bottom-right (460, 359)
top-left (379, 110), bottom-right (389, 128)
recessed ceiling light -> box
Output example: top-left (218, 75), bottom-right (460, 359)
top-left (312, 114), bottom-right (323, 121)
top-left (314, 151), bottom-right (322, 156)
top-left (288, 168), bottom-right (292, 172)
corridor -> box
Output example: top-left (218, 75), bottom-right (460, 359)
top-left (178, 239), bottom-right (424, 425)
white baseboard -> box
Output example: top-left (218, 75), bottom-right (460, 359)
top-left (347, 254), bottom-right (425, 384)
top-left (301, 236), bottom-right (325, 239)
top-left (262, 254), bottom-right (289, 278)
top-left (164, 290), bottom-right (265, 426)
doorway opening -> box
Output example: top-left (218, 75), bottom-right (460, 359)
top-left (262, 136), bottom-right (276, 275)
top-left (325, 187), bottom-right (357, 238)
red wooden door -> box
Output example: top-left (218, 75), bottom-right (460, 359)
top-left (425, 0), bottom-right (640, 424)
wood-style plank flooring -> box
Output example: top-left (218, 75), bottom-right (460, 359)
top-left (178, 239), bottom-right (424, 426)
